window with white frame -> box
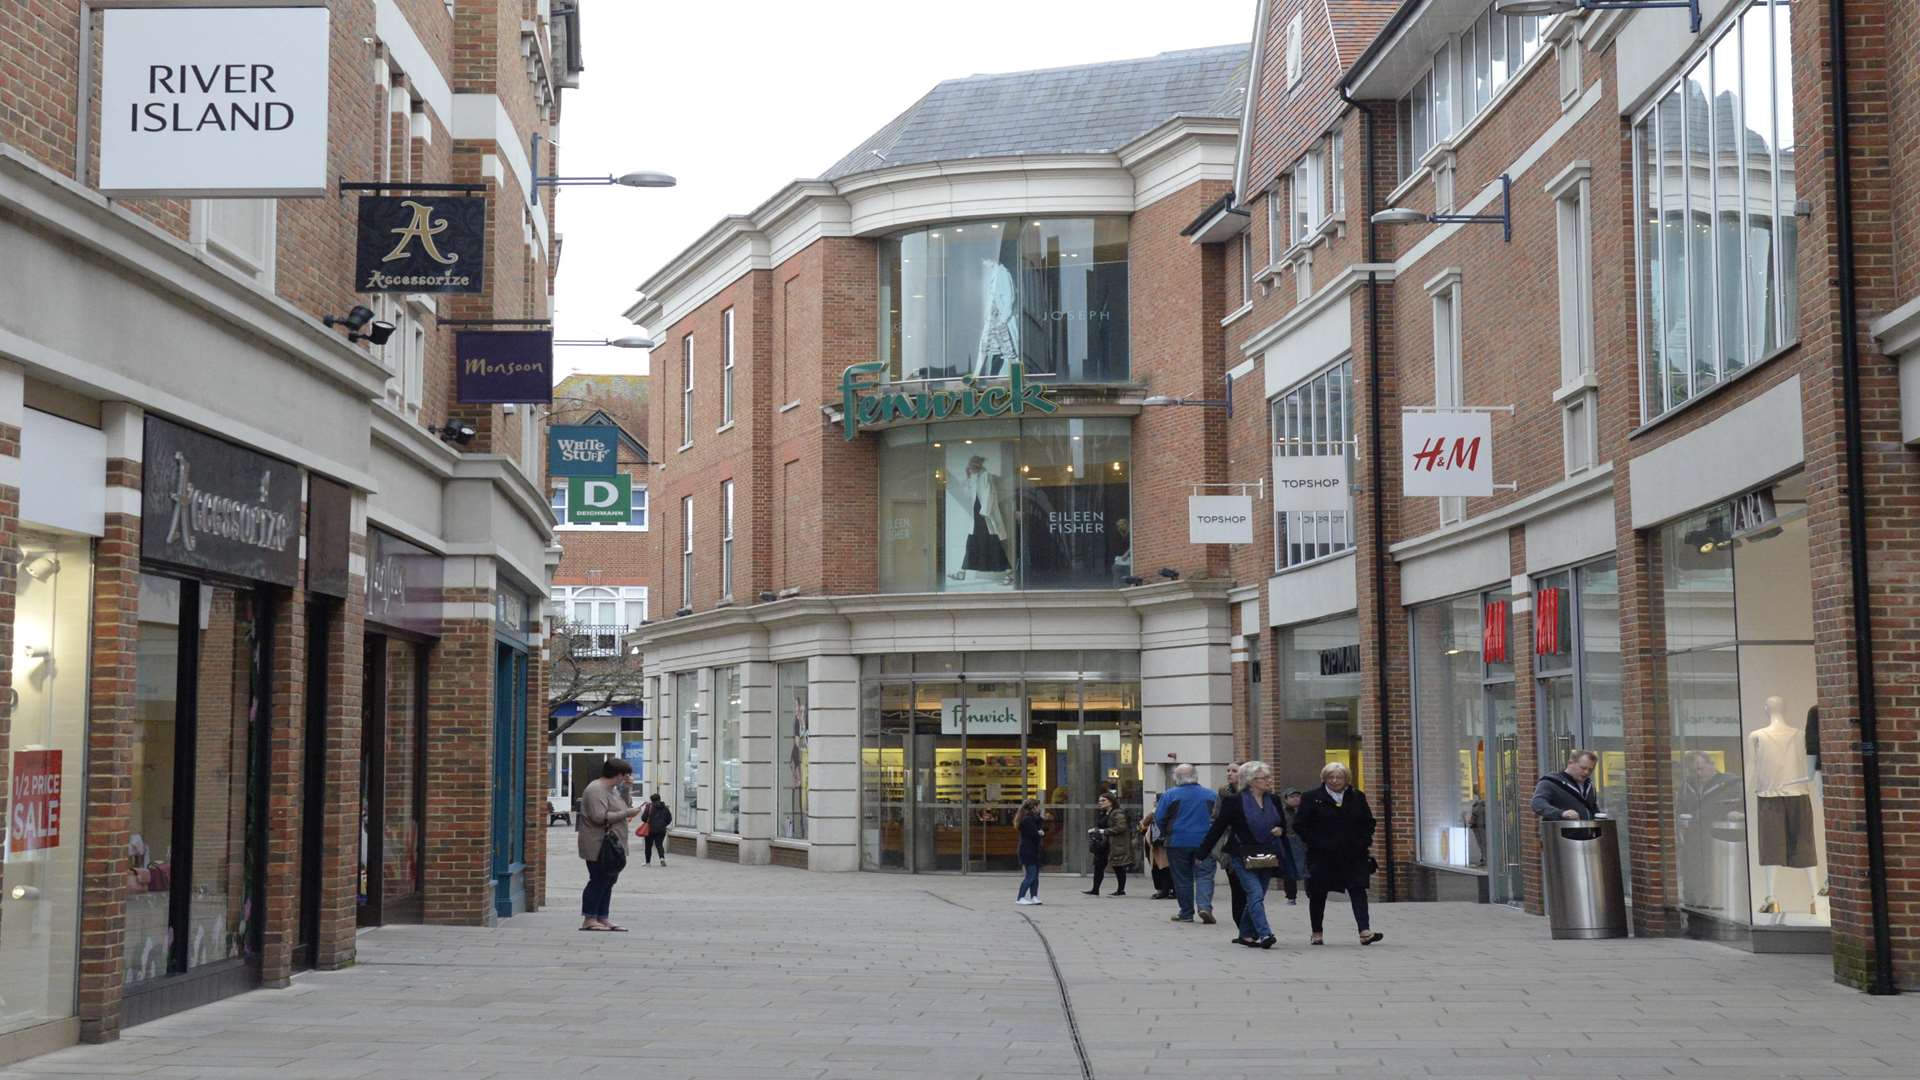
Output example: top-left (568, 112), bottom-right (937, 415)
top-left (1633, 0), bottom-right (1798, 422)
top-left (1291, 151), bottom-right (1320, 246)
top-left (1396, 6), bottom-right (1549, 181)
top-left (680, 495), bottom-right (694, 609)
top-left (1430, 274), bottom-right (1465, 525)
top-left (680, 334), bottom-right (695, 448)
top-left (191, 199), bottom-right (276, 286)
top-left (1266, 184), bottom-right (1283, 266)
top-left (630, 485), bottom-right (649, 529)
top-left (1563, 393), bottom-right (1596, 476)
top-left (1270, 359), bottom-right (1354, 571)
top-left (550, 485), bottom-right (567, 520)
top-left (721, 307), bottom-right (735, 427)
top-left (720, 479), bottom-right (735, 599)
top-left (1554, 168), bottom-right (1595, 386)
top-left (1330, 131), bottom-right (1345, 217)
top-left (552, 585), bottom-right (649, 656)
top-left (1240, 234), bottom-right (1253, 306)
top-left (1285, 12), bottom-right (1304, 87)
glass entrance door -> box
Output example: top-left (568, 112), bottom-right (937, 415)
top-left (911, 682), bottom-right (962, 872)
top-left (1487, 685), bottom-right (1523, 904)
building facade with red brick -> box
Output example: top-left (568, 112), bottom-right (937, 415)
top-left (0, 0), bottom-right (578, 1060)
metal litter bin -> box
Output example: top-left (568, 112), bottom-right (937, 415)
top-left (1541, 817), bottom-right (1627, 939)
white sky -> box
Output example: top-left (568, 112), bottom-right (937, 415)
top-left (550, 0), bottom-right (1256, 381)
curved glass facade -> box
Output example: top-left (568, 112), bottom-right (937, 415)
top-left (878, 217), bottom-right (1130, 383)
top-left (877, 417), bottom-right (1131, 593)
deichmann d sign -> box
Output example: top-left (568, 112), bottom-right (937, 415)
top-left (838, 361), bottom-right (1058, 440)
top-left (99, 7), bottom-right (331, 197)
top-left (567, 475), bottom-right (632, 524)
top-left (355, 197), bottom-right (486, 293)
top-left (1188, 495), bottom-right (1255, 545)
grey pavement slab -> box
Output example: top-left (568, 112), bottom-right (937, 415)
top-left (8, 830), bottom-right (1920, 1079)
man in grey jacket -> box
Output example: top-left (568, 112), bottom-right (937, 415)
top-left (578, 759), bottom-right (645, 931)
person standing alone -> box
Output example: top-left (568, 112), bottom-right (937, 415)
top-left (1083, 792), bottom-right (1135, 896)
top-left (641, 792), bottom-right (672, 865)
top-left (578, 759), bottom-right (645, 931)
top-left (1016, 798), bottom-right (1048, 905)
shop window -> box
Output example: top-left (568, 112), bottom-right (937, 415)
top-left (1270, 359), bottom-right (1354, 571)
top-left (776, 661), bottom-right (809, 840)
top-left (1534, 561), bottom-right (1627, 894)
top-left (1634, 0), bottom-right (1798, 421)
top-left (1279, 615), bottom-right (1363, 794)
top-left (674, 671), bottom-right (700, 825)
top-left (878, 217), bottom-right (1129, 384)
top-left (715, 666), bottom-right (742, 835)
top-left (875, 418), bottom-right (1131, 593)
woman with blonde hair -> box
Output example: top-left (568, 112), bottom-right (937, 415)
top-left (1291, 761), bottom-right (1384, 946)
top-left (1015, 797), bottom-right (1047, 905)
top-left (1195, 760), bottom-right (1285, 948)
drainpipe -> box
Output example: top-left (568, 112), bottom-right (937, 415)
top-left (1827, 0), bottom-right (1896, 995)
top-left (1342, 84), bottom-right (1395, 902)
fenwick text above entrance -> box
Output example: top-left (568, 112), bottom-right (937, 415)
top-left (839, 361), bottom-right (1058, 440)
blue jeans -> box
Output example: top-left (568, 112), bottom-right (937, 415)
top-left (1017, 863), bottom-right (1041, 900)
top-left (1227, 857), bottom-right (1274, 939)
top-left (582, 856), bottom-right (621, 920)
top-left (1167, 847), bottom-right (1216, 919)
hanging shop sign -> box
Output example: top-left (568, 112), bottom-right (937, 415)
top-left (1271, 450), bottom-right (1352, 512)
top-left (941, 698), bottom-right (1025, 736)
top-left (354, 196), bottom-right (486, 293)
top-left (367, 528), bottom-right (445, 637)
top-left (98, 6), bottom-right (331, 197)
top-left (142, 417), bottom-right (300, 586)
top-left (548, 425), bottom-right (620, 477)
top-left (456, 331), bottom-right (553, 404)
top-left (838, 360), bottom-right (1058, 440)
top-left (1483, 598), bottom-right (1511, 664)
top-left (1402, 411), bottom-right (1494, 497)
top-left (1188, 495), bottom-right (1255, 545)
top-left (566, 475), bottom-right (632, 524)
top-left (1534, 586), bottom-right (1564, 656)
top-left (7, 750), bottom-right (63, 855)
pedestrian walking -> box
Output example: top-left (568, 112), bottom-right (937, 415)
top-left (1157, 763), bottom-right (1219, 924)
top-left (1216, 764), bottom-right (1246, 929)
top-left (1196, 760), bottom-right (1284, 948)
top-left (1015, 797), bottom-right (1047, 905)
top-left (1278, 787), bottom-right (1308, 904)
top-left (577, 759), bottom-right (645, 932)
top-left (1083, 792), bottom-right (1135, 896)
top-left (1142, 796), bottom-right (1174, 898)
top-left (641, 792), bottom-right (672, 865)
top-left (1292, 762), bottom-right (1384, 946)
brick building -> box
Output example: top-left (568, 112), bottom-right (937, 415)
top-left (0, 0), bottom-right (579, 1059)
top-left (626, 47), bottom-right (1254, 871)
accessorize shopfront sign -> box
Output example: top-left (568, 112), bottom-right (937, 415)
top-left (1188, 495), bottom-right (1254, 545)
top-left (838, 361), bottom-right (1058, 440)
top-left (98, 6), bottom-right (331, 197)
top-left (941, 698), bottom-right (1024, 736)
top-left (1402, 411), bottom-right (1494, 497)
top-left (7, 750), bottom-right (63, 854)
top-left (142, 417), bottom-right (300, 587)
top-left (367, 528), bottom-right (445, 637)
top-left (548, 425), bottom-right (619, 477)
top-left (456, 331), bottom-right (553, 404)
top-left (566, 475), bottom-right (632, 524)
top-left (1271, 451), bottom-right (1353, 512)
top-left (354, 196), bottom-right (485, 293)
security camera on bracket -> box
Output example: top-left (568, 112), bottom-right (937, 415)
top-left (323, 304), bottom-right (397, 346)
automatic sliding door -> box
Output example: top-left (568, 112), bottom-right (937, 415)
top-left (959, 680), bottom-right (1024, 873)
top-left (912, 682), bottom-right (963, 871)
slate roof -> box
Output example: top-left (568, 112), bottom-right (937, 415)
top-left (821, 44), bottom-right (1251, 182)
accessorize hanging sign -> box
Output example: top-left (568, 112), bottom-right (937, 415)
top-left (141, 417), bottom-right (301, 587)
top-left (1402, 411), bottom-right (1494, 497)
top-left (838, 361), bottom-right (1058, 440)
top-left (456, 331), bottom-right (553, 404)
top-left (98, 6), bottom-right (331, 197)
top-left (567, 475), bottom-right (633, 524)
top-left (548, 425), bottom-right (619, 477)
top-left (1271, 450), bottom-right (1353, 512)
top-left (1188, 495), bottom-right (1254, 545)
top-left (354, 196), bottom-right (485, 293)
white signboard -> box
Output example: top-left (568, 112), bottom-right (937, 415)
top-left (941, 698), bottom-right (1024, 736)
top-left (1402, 411), bottom-right (1494, 497)
top-left (99, 7), bottom-right (332, 197)
top-left (1271, 452), bottom-right (1352, 512)
top-left (1188, 495), bottom-right (1255, 545)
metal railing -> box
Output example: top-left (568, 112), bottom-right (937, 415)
top-left (557, 623), bottom-right (627, 659)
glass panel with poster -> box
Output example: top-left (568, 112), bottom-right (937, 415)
top-left (1278, 616), bottom-right (1364, 794)
top-left (1661, 477), bottom-right (1825, 930)
top-left (775, 661), bottom-right (809, 841)
top-left (715, 666), bottom-right (742, 836)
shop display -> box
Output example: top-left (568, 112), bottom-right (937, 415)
top-left (973, 260), bottom-right (1018, 378)
top-left (951, 455), bottom-right (1012, 581)
top-left (1750, 695), bottom-right (1822, 913)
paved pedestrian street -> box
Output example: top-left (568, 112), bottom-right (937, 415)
top-left (10, 838), bottom-right (1920, 1080)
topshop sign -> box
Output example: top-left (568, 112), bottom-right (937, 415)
top-left (98, 6), bottom-right (332, 197)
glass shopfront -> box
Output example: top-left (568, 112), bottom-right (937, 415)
top-left (1533, 558), bottom-right (1628, 897)
top-left (1412, 590), bottom-right (1523, 903)
top-left (674, 671), bottom-right (700, 826)
top-left (715, 666), bottom-right (742, 836)
top-left (776, 661), bottom-right (809, 840)
top-left (1660, 479), bottom-right (1826, 932)
top-left (878, 217), bottom-right (1130, 383)
top-left (359, 637), bottom-right (428, 926)
top-left (860, 652), bottom-right (1141, 874)
top-left (1277, 616), bottom-right (1364, 793)
top-left (0, 532), bottom-right (93, 1038)
top-left (877, 418), bottom-right (1131, 593)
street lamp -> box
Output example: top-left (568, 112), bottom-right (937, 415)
top-left (554, 336), bottom-right (658, 348)
top-left (1142, 378), bottom-right (1235, 417)
top-left (529, 133), bottom-right (675, 205)
top-left (1371, 173), bottom-right (1513, 242)
top-left (1492, 0), bottom-right (1701, 34)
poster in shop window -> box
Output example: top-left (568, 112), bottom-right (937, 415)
top-left (1018, 480), bottom-right (1133, 586)
top-left (8, 750), bottom-right (63, 854)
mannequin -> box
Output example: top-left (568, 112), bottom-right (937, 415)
top-left (950, 454), bottom-right (1012, 583)
top-left (1749, 695), bottom-right (1820, 917)
top-left (973, 259), bottom-right (1017, 378)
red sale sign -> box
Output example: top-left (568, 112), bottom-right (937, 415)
top-left (8, 750), bottom-right (62, 854)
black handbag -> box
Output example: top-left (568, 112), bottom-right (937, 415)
top-left (598, 824), bottom-right (628, 874)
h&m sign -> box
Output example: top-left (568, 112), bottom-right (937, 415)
top-left (355, 196), bottom-right (486, 293)
top-left (1402, 411), bottom-right (1494, 498)
top-left (838, 361), bottom-right (1057, 440)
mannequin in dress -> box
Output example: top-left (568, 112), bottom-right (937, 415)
top-left (1749, 695), bottom-right (1821, 916)
top-left (950, 454), bottom-right (1012, 584)
top-left (973, 259), bottom-right (1017, 378)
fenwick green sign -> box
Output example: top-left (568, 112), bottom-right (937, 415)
top-left (839, 360), bottom-right (1058, 440)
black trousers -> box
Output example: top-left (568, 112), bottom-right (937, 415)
top-left (643, 833), bottom-right (666, 863)
top-left (1090, 851), bottom-right (1128, 894)
top-left (1281, 873), bottom-right (1299, 901)
top-left (1151, 863), bottom-right (1173, 895)
top-left (582, 856), bottom-right (621, 920)
top-left (1307, 885), bottom-right (1370, 933)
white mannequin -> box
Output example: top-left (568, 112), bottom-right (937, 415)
top-left (1750, 695), bottom-right (1820, 918)
top-left (973, 259), bottom-right (1017, 377)
top-left (949, 455), bottom-right (1012, 584)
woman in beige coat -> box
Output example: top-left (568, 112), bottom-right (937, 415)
top-left (578, 759), bottom-right (645, 931)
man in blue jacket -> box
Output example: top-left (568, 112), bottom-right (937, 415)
top-left (1158, 763), bottom-right (1220, 923)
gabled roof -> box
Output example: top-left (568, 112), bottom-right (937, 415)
top-left (580, 409), bottom-right (649, 464)
top-left (1325, 0), bottom-right (1402, 70)
top-left (821, 44), bottom-right (1251, 182)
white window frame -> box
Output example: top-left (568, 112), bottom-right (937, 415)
top-left (1429, 271), bottom-right (1465, 526)
top-left (1285, 12), bottom-right (1304, 87)
top-left (1550, 164), bottom-right (1595, 387)
top-left (630, 485), bottom-right (649, 530)
top-left (1396, 8), bottom-right (1553, 183)
top-left (680, 334), bottom-right (695, 450)
top-left (1329, 131), bottom-right (1345, 217)
top-left (191, 198), bottom-right (277, 287)
top-left (720, 479), bottom-right (735, 600)
top-left (1240, 234), bottom-right (1254, 304)
top-left (1290, 152), bottom-right (1319, 247)
top-left (1266, 184), bottom-right (1284, 266)
top-left (1563, 390), bottom-right (1598, 477)
top-left (680, 495), bottom-right (694, 609)
top-left (1270, 358), bottom-right (1356, 572)
top-left (720, 307), bottom-right (736, 428)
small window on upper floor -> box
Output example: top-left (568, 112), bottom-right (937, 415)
top-left (1286, 12), bottom-right (1304, 87)
top-left (192, 199), bottom-right (276, 287)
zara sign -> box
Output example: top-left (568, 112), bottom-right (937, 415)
top-left (98, 6), bottom-right (331, 197)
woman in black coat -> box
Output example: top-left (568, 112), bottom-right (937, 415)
top-left (1291, 762), bottom-right (1384, 946)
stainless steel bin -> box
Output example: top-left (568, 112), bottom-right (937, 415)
top-left (1541, 817), bottom-right (1627, 940)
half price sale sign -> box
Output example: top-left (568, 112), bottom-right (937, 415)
top-left (8, 750), bottom-right (62, 855)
